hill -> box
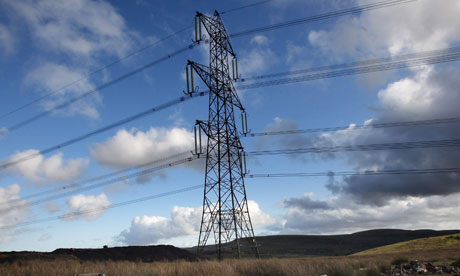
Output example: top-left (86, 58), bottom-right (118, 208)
top-left (192, 229), bottom-right (460, 257)
top-left (353, 233), bottom-right (460, 256)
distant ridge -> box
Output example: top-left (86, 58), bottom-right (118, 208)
top-left (191, 229), bottom-right (460, 257)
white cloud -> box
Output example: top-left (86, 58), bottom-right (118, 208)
top-left (0, 184), bottom-right (29, 242)
top-left (247, 200), bottom-right (277, 227)
top-left (250, 35), bottom-right (269, 46)
top-left (4, 0), bottom-right (136, 59)
top-left (308, 0), bottom-right (460, 59)
top-left (7, 150), bottom-right (89, 185)
top-left (239, 35), bottom-right (277, 76)
top-left (0, 23), bottom-right (14, 55)
top-left (1, 0), bottom-right (145, 119)
top-left (63, 193), bottom-right (110, 221)
top-left (45, 201), bottom-right (60, 214)
top-left (26, 62), bottom-right (100, 118)
top-left (262, 0), bottom-right (460, 207)
top-left (118, 200), bottom-right (274, 245)
top-left (91, 127), bottom-right (195, 168)
top-left (118, 206), bottom-right (202, 245)
top-left (0, 127), bottom-right (8, 139)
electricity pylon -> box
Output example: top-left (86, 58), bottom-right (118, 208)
top-left (185, 11), bottom-right (259, 259)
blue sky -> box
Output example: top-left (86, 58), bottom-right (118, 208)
top-left (1, 0), bottom-right (460, 251)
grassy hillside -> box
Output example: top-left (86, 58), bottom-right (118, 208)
top-left (353, 233), bottom-right (460, 256)
top-left (190, 229), bottom-right (460, 257)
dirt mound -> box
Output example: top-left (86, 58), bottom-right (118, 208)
top-left (0, 245), bottom-right (197, 263)
top-left (53, 245), bottom-right (197, 262)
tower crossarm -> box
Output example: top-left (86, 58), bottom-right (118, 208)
top-left (189, 60), bottom-right (244, 111)
top-left (197, 11), bottom-right (236, 57)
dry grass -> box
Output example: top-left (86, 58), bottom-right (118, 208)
top-left (1, 248), bottom-right (460, 276)
top-left (354, 233), bottom-right (460, 256)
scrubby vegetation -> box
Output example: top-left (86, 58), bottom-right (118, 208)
top-left (2, 248), bottom-right (460, 276)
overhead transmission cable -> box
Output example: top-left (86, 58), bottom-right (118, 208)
top-left (6, 165), bottom-right (460, 230)
top-left (246, 167), bottom-right (460, 178)
top-left (247, 138), bottom-right (460, 156)
top-left (229, 0), bottom-right (416, 38)
top-left (0, 184), bottom-right (203, 230)
top-left (6, 150), bottom-right (193, 205)
top-left (5, 44), bottom-right (196, 134)
top-left (8, 137), bottom-right (460, 213)
top-left (1, 46), bottom-right (459, 171)
top-left (240, 46), bottom-right (460, 82)
top-left (1, 0), bottom-right (416, 133)
top-left (236, 51), bottom-right (460, 90)
top-left (0, 154), bottom-right (199, 215)
top-left (0, 26), bottom-right (192, 122)
top-left (0, 0), bottom-right (274, 122)
top-left (221, 0), bottom-right (274, 15)
top-left (0, 91), bottom-right (207, 171)
top-left (245, 116), bottom-right (460, 137)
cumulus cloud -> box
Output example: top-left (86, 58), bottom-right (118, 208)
top-left (118, 200), bottom-right (274, 245)
top-left (0, 184), bottom-right (29, 242)
top-left (63, 193), bottom-right (110, 221)
top-left (91, 127), bottom-right (195, 168)
top-left (7, 150), bottom-right (89, 185)
top-left (118, 206), bottom-right (202, 245)
top-left (277, 192), bottom-right (460, 234)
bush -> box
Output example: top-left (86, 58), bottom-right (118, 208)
top-left (391, 257), bottom-right (408, 265)
top-left (365, 268), bottom-right (380, 276)
top-left (328, 266), bottom-right (354, 276)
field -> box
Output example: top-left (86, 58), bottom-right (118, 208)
top-left (2, 248), bottom-right (460, 276)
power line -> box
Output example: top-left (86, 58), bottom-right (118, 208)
top-left (247, 138), bottom-right (460, 156)
top-left (5, 44), bottom-right (195, 134)
top-left (246, 167), bottom-right (460, 178)
top-left (245, 116), bottom-right (460, 137)
top-left (0, 155), bottom-right (199, 215)
top-left (6, 150), bottom-right (193, 205)
top-left (0, 91), bottom-right (208, 171)
top-left (236, 52), bottom-right (460, 90)
top-left (6, 165), bottom-right (460, 230)
top-left (0, 27), bottom-right (192, 122)
top-left (240, 46), bottom-right (460, 82)
top-left (3, 47), bottom-right (459, 171)
top-left (229, 0), bottom-right (416, 38)
top-left (8, 136), bottom-right (458, 213)
top-left (221, 0), bottom-right (274, 15)
top-left (0, 0), bottom-right (276, 122)
top-left (0, 0), bottom-right (417, 132)
top-left (0, 184), bottom-right (202, 230)
top-left (2, 49), bottom-right (457, 170)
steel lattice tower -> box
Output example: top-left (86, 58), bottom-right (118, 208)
top-left (186, 11), bottom-right (259, 259)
